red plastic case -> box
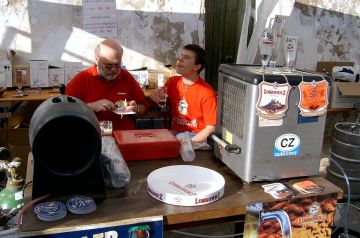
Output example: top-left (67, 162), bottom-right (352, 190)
top-left (113, 129), bottom-right (180, 161)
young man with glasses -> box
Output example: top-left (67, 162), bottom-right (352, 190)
top-left (150, 44), bottom-right (217, 149)
top-left (65, 39), bottom-right (148, 130)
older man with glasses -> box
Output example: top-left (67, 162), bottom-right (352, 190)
top-left (65, 39), bottom-right (148, 130)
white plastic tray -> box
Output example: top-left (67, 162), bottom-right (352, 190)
top-left (147, 165), bottom-right (225, 206)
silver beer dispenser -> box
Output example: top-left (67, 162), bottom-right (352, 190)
top-left (213, 64), bottom-right (331, 183)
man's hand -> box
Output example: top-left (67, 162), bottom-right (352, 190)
top-left (127, 100), bottom-right (146, 116)
top-left (88, 99), bottom-right (116, 112)
top-left (150, 88), bottom-right (161, 104)
top-left (126, 100), bottom-right (137, 112)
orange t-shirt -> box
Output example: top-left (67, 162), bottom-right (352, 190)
top-left (166, 76), bottom-right (217, 133)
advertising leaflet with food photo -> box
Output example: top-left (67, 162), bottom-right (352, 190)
top-left (244, 193), bottom-right (338, 238)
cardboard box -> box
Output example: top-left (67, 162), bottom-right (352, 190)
top-left (7, 101), bottom-right (42, 129)
top-left (13, 65), bottom-right (30, 88)
top-left (129, 67), bottom-right (176, 89)
top-left (316, 61), bottom-right (359, 109)
top-left (113, 129), bottom-right (180, 161)
top-left (29, 60), bottom-right (49, 88)
top-left (148, 69), bottom-right (172, 89)
top-left (64, 62), bottom-right (83, 85)
top-left (316, 61), bottom-right (354, 77)
top-left (0, 60), bottom-right (12, 88)
top-left (0, 102), bottom-right (11, 119)
top-left (330, 81), bottom-right (360, 108)
top-left (48, 67), bottom-right (65, 87)
top-left (129, 69), bottom-right (149, 88)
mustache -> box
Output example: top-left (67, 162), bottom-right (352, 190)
top-left (100, 69), bottom-right (120, 80)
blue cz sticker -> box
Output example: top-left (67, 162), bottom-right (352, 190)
top-left (274, 133), bottom-right (300, 157)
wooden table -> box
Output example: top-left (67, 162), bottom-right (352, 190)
top-left (0, 88), bottom-right (155, 127)
top-left (0, 88), bottom-right (60, 102)
top-left (0, 88), bottom-right (60, 128)
top-left (21, 151), bottom-right (343, 234)
top-left (0, 88), bottom-right (154, 102)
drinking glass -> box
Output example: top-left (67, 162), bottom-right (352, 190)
top-left (258, 29), bottom-right (273, 71)
top-left (158, 86), bottom-right (168, 109)
top-left (269, 29), bottom-right (281, 72)
top-left (269, 15), bottom-right (286, 72)
top-left (15, 69), bottom-right (25, 96)
top-left (99, 120), bottom-right (113, 136)
top-left (284, 52), bottom-right (295, 72)
top-left (283, 35), bottom-right (298, 72)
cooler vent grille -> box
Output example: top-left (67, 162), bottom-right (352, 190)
top-left (221, 77), bottom-right (246, 139)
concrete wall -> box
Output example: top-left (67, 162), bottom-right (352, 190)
top-left (267, 0), bottom-right (360, 70)
top-left (0, 0), bottom-right (358, 72)
top-left (0, 0), bottom-right (205, 70)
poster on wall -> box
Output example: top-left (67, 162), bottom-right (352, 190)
top-left (83, 0), bottom-right (117, 38)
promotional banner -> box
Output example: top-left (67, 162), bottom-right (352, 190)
top-left (7, 216), bottom-right (163, 238)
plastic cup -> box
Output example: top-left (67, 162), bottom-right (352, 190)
top-left (100, 120), bottom-right (112, 136)
top-left (176, 133), bottom-right (195, 162)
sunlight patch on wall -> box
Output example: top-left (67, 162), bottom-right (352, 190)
top-left (11, 34), bottom-right (32, 54)
top-left (296, 0), bottom-right (360, 16)
top-left (61, 27), bottom-right (100, 64)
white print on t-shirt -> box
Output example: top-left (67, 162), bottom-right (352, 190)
top-left (178, 98), bottom-right (188, 115)
top-left (173, 117), bottom-right (199, 128)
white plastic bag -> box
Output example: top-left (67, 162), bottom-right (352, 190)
top-left (101, 136), bottom-right (130, 188)
top-left (175, 132), bottom-right (195, 162)
top-left (332, 66), bottom-right (357, 82)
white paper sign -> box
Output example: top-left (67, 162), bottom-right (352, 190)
top-left (83, 0), bottom-right (117, 38)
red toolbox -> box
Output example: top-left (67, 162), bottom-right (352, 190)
top-left (113, 129), bottom-right (180, 161)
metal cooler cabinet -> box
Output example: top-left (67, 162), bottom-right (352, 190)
top-left (214, 64), bottom-right (331, 183)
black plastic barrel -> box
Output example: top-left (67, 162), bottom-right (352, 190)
top-left (326, 122), bottom-right (360, 199)
top-left (29, 95), bottom-right (105, 199)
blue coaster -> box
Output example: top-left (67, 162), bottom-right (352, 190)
top-left (66, 195), bottom-right (96, 215)
top-left (34, 201), bottom-right (67, 221)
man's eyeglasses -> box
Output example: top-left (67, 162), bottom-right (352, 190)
top-left (99, 60), bottom-right (122, 70)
